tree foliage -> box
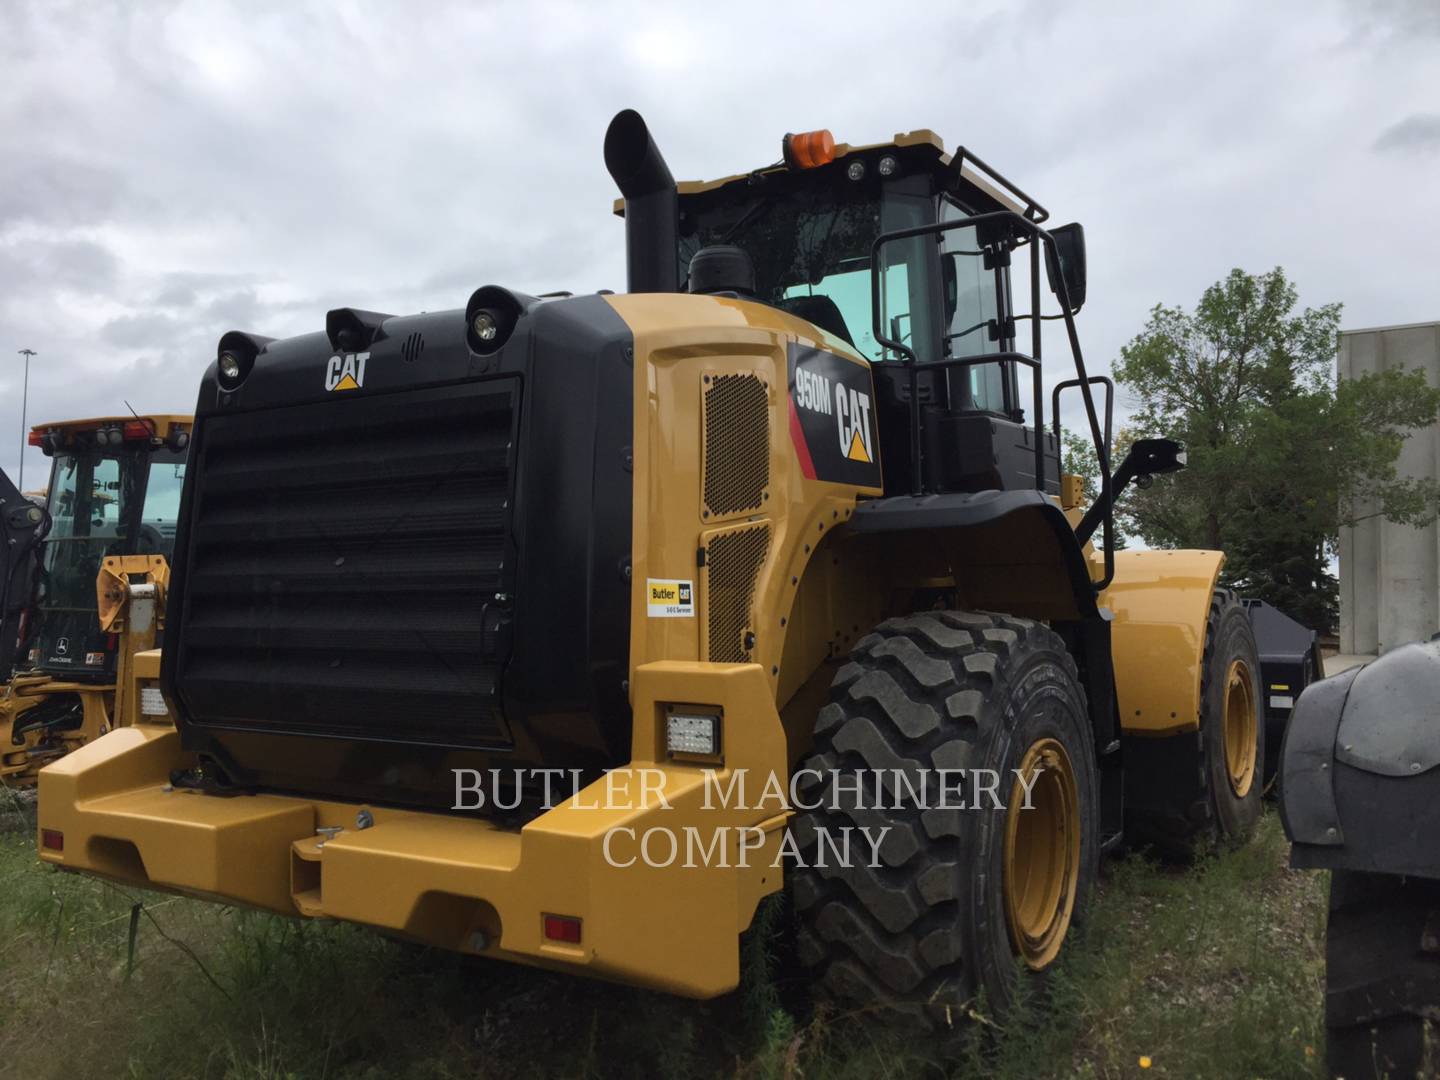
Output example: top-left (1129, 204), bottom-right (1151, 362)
top-left (1062, 426), bottom-right (1131, 550)
top-left (1112, 267), bottom-right (1440, 632)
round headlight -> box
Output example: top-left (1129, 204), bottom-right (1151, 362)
top-left (878, 155), bottom-right (899, 177)
top-left (846, 160), bottom-right (866, 182)
top-left (218, 351), bottom-right (243, 382)
top-left (472, 311), bottom-right (499, 342)
top-left (464, 285), bottom-right (529, 356)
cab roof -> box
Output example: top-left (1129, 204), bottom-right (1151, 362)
top-left (612, 129), bottom-right (1042, 221)
top-left (32, 414), bottom-right (192, 436)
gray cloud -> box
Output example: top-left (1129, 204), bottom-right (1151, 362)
top-left (101, 312), bottom-right (182, 350)
top-left (2, 0), bottom-right (1438, 489)
top-left (1374, 114), bottom-right (1440, 154)
top-left (1343, 0), bottom-right (1440, 40)
top-left (0, 239), bottom-right (120, 296)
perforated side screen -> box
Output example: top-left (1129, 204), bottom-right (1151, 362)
top-left (702, 373), bottom-right (769, 518)
top-left (704, 522), bottom-right (770, 664)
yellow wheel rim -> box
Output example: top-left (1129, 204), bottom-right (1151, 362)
top-left (1222, 658), bottom-right (1257, 798)
top-left (1003, 737), bottom-right (1081, 971)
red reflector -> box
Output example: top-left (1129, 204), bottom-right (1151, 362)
top-left (26, 430), bottom-right (43, 447)
top-left (543, 914), bottom-right (582, 944)
top-left (123, 420), bottom-right (153, 440)
top-left (41, 829), bottom-right (63, 852)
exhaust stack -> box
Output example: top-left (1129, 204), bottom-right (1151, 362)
top-left (604, 109), bottom-right (679, 294)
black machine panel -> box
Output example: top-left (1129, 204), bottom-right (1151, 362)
top-left (0, 468), bottom-right (46, 677)
top-left (162, 294), bottom-right (637, 807)
top-left (173, 380), bottom-right (520, 749)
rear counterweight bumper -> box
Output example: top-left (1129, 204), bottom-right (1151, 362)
top-left (37, 662), bottom-right (789, 997)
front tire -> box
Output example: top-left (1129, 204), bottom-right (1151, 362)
top-left (1127, 588), bottom-right (1263, 858)
top-left (790, 611), bottom-right (1099, 1023)
top-left (1327, 870), bottom-right (1440, 1079)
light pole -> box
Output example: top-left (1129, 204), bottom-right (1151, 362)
top-left (16, 348), bottom-right (35, 490)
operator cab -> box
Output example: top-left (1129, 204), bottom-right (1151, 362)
top-left (21, 416), bottom-right (190, 680)
top-left (668, 128), bottom-right (1087, 497)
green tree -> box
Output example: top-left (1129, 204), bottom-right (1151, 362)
top-left (1112, 267), bottom-right (1440, 632)
top-left (1062, 426), bottom-right (1131, 549)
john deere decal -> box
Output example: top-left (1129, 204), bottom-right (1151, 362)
top-left (325, 352), bottom-right (368, 391)
top-left (787, 343), bottom-right (882, 488)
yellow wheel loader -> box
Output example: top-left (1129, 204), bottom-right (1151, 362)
top-left (1, 415), bottom-right (188, 784)
top-left (38, 112), bottom-right (1261, 1019)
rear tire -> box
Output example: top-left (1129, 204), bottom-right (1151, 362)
top-left (1327, 870), bottom-right (1440, 1080)
top-left (1127, 588), bottom-right (1263, 859)
top-left (790, 610), bottom-right (1099, 1024)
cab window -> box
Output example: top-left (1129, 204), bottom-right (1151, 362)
top-left (941, 201), bottom-right (1007, 414)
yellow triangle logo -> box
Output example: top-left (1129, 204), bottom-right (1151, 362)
top-left (846, 429), bottom-right (871, 463)
top-left (331, 373), bottom-right (360, 391)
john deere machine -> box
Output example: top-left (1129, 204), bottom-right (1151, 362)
top-left (38, 112), bottom-right (1262, 1019)
top-left (1, 415), bottom-right (189, 783)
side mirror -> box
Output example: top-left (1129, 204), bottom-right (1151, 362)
top-left (1044, 222), bottom-right (1087, 312)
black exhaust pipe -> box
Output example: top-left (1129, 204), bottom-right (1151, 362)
top-left (604, 109), bottom-right (679, 294)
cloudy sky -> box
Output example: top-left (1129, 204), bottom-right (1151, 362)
top-left (2, 0), bottom-right (1437, 488)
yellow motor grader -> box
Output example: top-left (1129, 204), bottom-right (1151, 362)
top-left (38, 114), bottom-right (1260, 1019)
top-left (1, 415), bottom-right (188, 784)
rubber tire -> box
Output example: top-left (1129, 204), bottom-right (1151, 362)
top-left (1327, 870), bottom-right (1440, 1080)
top-left (1128, 588), bottom-right (1263, 859)
top-left (790, 610), bottom-right (1099, 1025)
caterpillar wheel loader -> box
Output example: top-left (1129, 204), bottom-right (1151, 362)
top-left (1, 415), bottom-right (189, 784)
top-left (38, 111), bottom-right (1262, 1020)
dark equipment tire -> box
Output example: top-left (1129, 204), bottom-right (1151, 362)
top-left (790, 610), bottom-right (1099, 1024)
top-left (1327, 870), bottom-right (1440, 1079)
top-left (1127, 588), bottom-right (1263, 859)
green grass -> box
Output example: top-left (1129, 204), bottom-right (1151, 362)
top-left (0, 795), bottom-right (1326, 1080)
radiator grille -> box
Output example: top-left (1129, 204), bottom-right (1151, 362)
top-left (173, 380), bottom-right (518, 749)
top-left (704, 522), bottom-right (770, 664)
top-left (702, 373), bottom-right (769, 518)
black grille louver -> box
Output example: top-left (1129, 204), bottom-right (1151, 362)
top-left (172, 380), bottom-right (518, 749)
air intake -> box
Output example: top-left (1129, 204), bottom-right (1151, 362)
top-left (702, 373), bottom-right (769, 520)
top-left (400, 331), bottom-right (425, 364)
top-left (702, 522), bottom-right (770, 664)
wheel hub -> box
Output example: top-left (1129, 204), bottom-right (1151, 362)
top-left (1222, 658), bottom-right (1257, 798)
top-left (1003, 737), bottom-right (1081, 971)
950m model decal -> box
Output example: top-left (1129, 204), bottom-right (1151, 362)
top-left (787, 343), bottom-right (881, 487)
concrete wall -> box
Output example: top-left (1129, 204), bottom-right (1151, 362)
top-left (1338, 321), bottom-right (1440, 654)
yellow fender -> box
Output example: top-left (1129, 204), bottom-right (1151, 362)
top-left (1100, 549), bottom-right (1225, 736)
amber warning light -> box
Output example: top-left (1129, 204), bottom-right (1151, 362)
top-left (783, 129), bottom-right (835, 170)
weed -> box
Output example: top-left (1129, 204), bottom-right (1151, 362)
top-left (0, 810), bottom-right (1325, 1079)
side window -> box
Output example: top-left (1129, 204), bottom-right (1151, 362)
top-left (781, 261), bottom-right (878, 359)
top-left (875, 253), bottom-right (914, 362)
top-left (941, 203), bottom-right (1007, 413)
top-left (141, 460), bottom-right (186, 527)
top-left (872, 186), bottom-right (942, 365)
top-left (80, 456), bottom-right (123, 533)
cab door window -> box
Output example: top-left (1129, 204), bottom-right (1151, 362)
top-left (941, 201), bottom-right (1008, 414)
